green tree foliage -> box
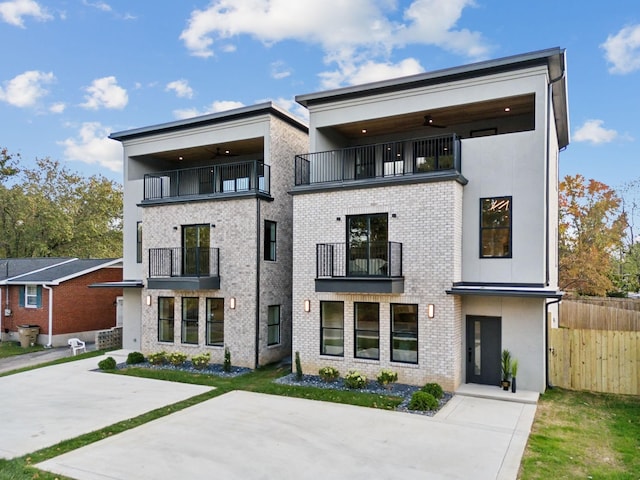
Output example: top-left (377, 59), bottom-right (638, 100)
top-left (559, 174), bottom-right (627, 296)
top-left (0, 152), bottom-right (122, 258)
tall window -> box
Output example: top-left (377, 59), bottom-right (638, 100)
top-left (264, 220), bottom-right (276, 261)
top-left (391, 304), bottom-right (418, 363)
top-left (347, 214), bottom-right (388, 276)
top-left (136, 221), bottom-right (143, 263)
top-left (24, 285), bottom-right (40, 308)
top-left (206, 298), bottom-right (224, 346)
top-left (480, 196), bottom-right (512, 258)
top-left (383, 142), bottom-right (404, 176)
top-left (320, 301), bottom-right (344, 356)
top-left (182, 224), bottom-right (210, 275)
top-left (354, 302), bottom-right (379, 359)
top-left (267, 305), bottom-right (280, 346)
top-left (181, 297), bottom-right (199, 344)
top-left (158, 297), bottom-right (174, 342)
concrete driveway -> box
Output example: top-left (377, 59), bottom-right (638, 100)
top-left (36, 390), bottom-right (536, 480)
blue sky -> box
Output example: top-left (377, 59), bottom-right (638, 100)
top-left (1, 0), bottom-right (638, 198)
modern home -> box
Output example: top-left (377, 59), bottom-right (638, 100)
top-left (0, 257), bottom-right (123, 346)
top-left (290, 48), bottom-right (568, 393)
top-left (109, 103), bottom-right (308, 368)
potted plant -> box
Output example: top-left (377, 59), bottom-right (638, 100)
top-left (500, 349), bottom-right (512, 390)
top-left (511, 358), bottom-right (519, 393)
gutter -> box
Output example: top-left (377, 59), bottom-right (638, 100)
top-left (255, 197), bottom-right (261, 369)
top-left (545, 297), bottom-right (563, 390)
top-left (43, 284), bottom-right (53, 348)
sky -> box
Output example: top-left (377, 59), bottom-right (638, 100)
top-left (0, 0), bottom-right (639, 199)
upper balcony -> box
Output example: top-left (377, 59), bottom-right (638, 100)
top-left (294, 134), bottom-right (461, 189)
top-left (147, 247), bottom-right (220, 290)
top-left (142, 160), bottom-right (270, 204)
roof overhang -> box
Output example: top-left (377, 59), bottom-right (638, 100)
top-left (447, 284), bottom-right (564, 299)
top-left (89, 280), bottom-right (143, 289)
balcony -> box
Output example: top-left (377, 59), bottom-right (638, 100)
top-left (295, 134), bottom-right (460, 187)
top-left (147, 247), bottom-right (220, 290)
top-left (143, 160), bottom-right (270, 203)
top-left (315, 242), bottom-right (404, 293)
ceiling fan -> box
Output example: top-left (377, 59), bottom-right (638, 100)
top-left (210, 147), bottom-right (239, 159)
top-left (423, 115), bottom-right (447, 129)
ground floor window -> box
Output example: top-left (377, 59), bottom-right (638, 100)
top-left (320, 301), bottom-right (344, 356)
top-left (206, 298), bottom-right (224, 346)
top-left (354, 302), bottom-right (379, 359)
top-left (158, 297), bottom-right (174, 342)
top-left (391, 304), bottom-right (418, 363)
top-left (181, 297), bottom-right (199, 344)
top-left (267, 305), bottom-right (280, 346)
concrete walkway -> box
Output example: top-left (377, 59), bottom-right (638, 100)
top-left (0, 344), bottom-right (92, 374)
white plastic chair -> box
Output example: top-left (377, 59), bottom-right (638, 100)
top-left (68, 338), bottom-right (87, 356)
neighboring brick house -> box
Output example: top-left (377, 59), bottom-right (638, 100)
top-left (290, 48), bottom-right (568, 393)
top-left (0, 258), bottom-right (123, 346)
top-left (109, 103), bottom-right (308, 368)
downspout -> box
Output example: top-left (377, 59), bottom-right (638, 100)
top-left (545, 297), bottom-right (562, 390)
top-left (0, 287), bottom-right (3, 342)
top-left (255, 197), bottom-right (261, 369)
top-left (43, 284), bottom-right (53, 348)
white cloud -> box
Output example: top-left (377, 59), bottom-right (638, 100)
top-left (173, 100), bottom-right (245, 119)
top-left (81, 76), bottom-right (128, 110)
top-left (0, 70), bottom-right (55, 107)
top-left (59, 122), bottom-right (122, 173)
top-left (271, 61), bottom-right (291, 80)
top-left (82, 0), bottom-right (111, 12)
top-left (573, 120), bottom-right (618, 145)
top-left (602, 24), bottom-right (640, 74)
top-left (49, 102), bottom-right (65, 113)
top-left (319, 58), bottom-right (424, 89)
top-left (179, 0), bottom-right (488, 87)
top-left (0, 0), bottom-right (52, 27)
top-left (166, 79), bottom-right (194, 99)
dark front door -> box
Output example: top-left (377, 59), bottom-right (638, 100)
top-left (466, 316), bottom-right (501, 385)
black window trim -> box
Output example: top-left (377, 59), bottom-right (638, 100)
top-left (205, 297), bottom-right (224, 347)
top-left (320, 300), bottom-right (345, 357)
top-left (390, 303), bottom-right (419, 364)
top-left (264, 220), bottom-right (277, 261)
top-left (158, 296), bottom-right (175, 343)
top-left (267, 304), bottom-right (281, 346)
top-left (181, 296), bottom-right (199, 345)
top-left (353, 301), bottom-right (380, 360)
top-left (479, 195), bottom-right (513, 259)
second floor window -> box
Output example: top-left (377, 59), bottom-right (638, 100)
top-left (136, 221), bottom-right (142, 263)
top-left (480, 196), bottom-right (512, 258)
top-left (264, 220), bottom-right (276, 261)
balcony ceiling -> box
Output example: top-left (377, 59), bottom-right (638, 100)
top-left (330, 94), bottom-right (534, 139)
top-left (150, 137), bottom-right (264, 163)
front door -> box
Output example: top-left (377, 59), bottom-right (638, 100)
top-left (466, 316), bottom-right (501, 385)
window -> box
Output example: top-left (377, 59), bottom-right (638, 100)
top-left (480, 196), bottom-right (512, 258)
top-left (320, 301), bottom-right (344, 356)
top-left (136, 221), bottom-right (143, 263)
top-left (347, 213), bottom-right (388, 276)
top-left (354, 302), bottom-right (379, 359)
top-left (158, 297), bottom-right (174, 342)
top-left (391, 304), bottom-right (418, 363)
top-left (181, 297), bottom-right (199, 344)
top-left (267, 305), bottom-right (280, 346)
top-left (25, 285), bottom-right (40, 308)
top-left (206, 298), bottom-right (224, 346)
top-left (182, 224), bottom-right (210, 275)
top-left (383, 142), bottom-right (404, 176)
top-left (264, 220), bottom-right (276, 261)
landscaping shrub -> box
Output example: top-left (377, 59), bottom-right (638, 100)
top-left (167, 352), bottom-right (187, 366)
top-left (98, 357), bottom-right (117, 371)
top-left (223, 346), bottom-right (231, 373)
top-left (344, 370), bottom-right (367, 389)
top-left (191, 352), bottom-right (211, 370)
top-left (126, 351), bottom-right (145, 365)
top-left (147, 351), bottom-right (167, 365)
top-left (295, 351), bottom-right (303, 380)
top-left (421, 382), bottom-right (444, 399)
top-left (318, 366), bottom-right (340, 382)
top-left (376, 369), bottom-right (398, 388)
top-left (409, 391), bottom-right (439, 411)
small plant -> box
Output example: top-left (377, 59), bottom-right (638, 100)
top-left (318, 366), bottom-right (340, 382)
top-left (344, 370), bottom-right (367, 389)
top-left (421, 382), bottom-right (444, 399)
top-left (98, 356), bottom-right (117, 371)
top-left (295, 351), bottom-right (303, 380)
top-left (408, 391), bottom-right (439, 411)
top-left (147, 351), bottom-right (167, 366)
top-left (167, 351), bottom-right (187, 366)
top-left (191, 352), bottom-right (211, 370)
top-left (126, 351), bottom-right (145, 365)
top-left (510, 358), bottom-right (519, 393)
top-left (501, 349), bottom-right (512, 390)
top-left (376, 369), bottom-right (398, 388)
top-left (223, 346), bottom-right (231, 373)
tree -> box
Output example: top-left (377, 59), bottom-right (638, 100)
top-left (0, 153), bottom-right (122, 258)
top-left (559, 174), bottom-right (627, 296)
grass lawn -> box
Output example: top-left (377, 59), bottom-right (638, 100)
top-left (519, 388), bottom-right (640, 479)
top-left (0, 340), bottom-right (44, 359)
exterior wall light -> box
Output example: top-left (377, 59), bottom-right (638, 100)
top-left (230, 297), bottom-right (236, 309)
top-left (146, 295), bottom-right (152, 306)
top-left (304, 299), bottom-right (311, 313)
top-left (427, 304), bottom-right (435, 318)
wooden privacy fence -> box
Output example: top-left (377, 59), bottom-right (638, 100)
top-left (559, 300), bottom-right (640, 331)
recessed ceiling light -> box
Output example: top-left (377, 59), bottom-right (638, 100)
top-left (361, 129), bottom-right (367, 134)
top-left (225, 150), bottom-right (230, 154)
top-left (504, 107), bottom-right (511, 112)
top-left (178, 156), bottom-right (183, 160)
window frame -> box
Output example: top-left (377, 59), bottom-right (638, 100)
top-left (205, 298), bottom-right (224, 347)
top-left (479, 196), bottom-right (512, 259)
top-left (267, 305), bottom-right (281, 346)
top-left (25, 285), bottom-right (39, 308)
top-left (320, 301), bottom-right (344, 357)
top-left (136, 221), bottom-right (142, 264)
top-left (181, 297), bottom-right (199, 345)
top-left (264, 220), bottom-right (277, 261)
top-left (157, 297), bottom-right (175, 343)
top-left (354, 302), bottom-right (380, 360)
top-left (390, 303), bottom-right (418, 364)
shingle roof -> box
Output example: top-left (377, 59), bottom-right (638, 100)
top-left (0, 258), bottom-right (122, 284)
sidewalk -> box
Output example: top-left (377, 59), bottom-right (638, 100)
top-left (0, 342), bottom-right (97, 374)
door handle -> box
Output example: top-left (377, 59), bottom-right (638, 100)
top-left (467, 347), bottom-right (472, 362)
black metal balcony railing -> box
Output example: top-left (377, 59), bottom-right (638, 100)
top-left (316, 242), bottom-right (403, 278)
top-left (144, 160), bottom-right (270, 201)
top-left (149, 247), bottom-right (220, 278)
top-left (295, 134), bottom-right (460, 186)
